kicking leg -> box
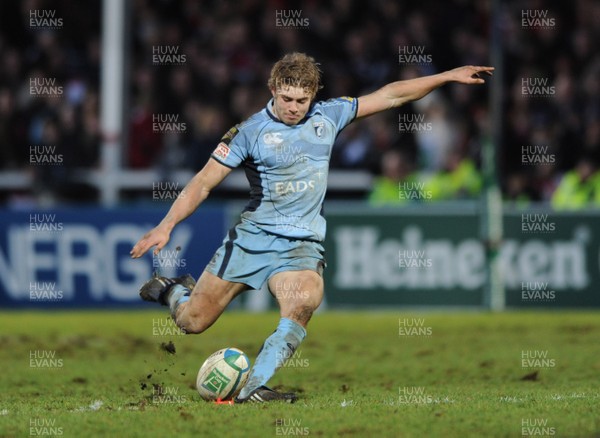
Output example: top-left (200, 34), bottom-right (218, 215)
top-left (236, 270), bottom-right (323, 403)
top-left (140, 270), bottom-right (247, 334)
top-left (172, 270), bottom-right (247, 334)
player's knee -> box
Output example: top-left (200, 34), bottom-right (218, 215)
top-left (287, 303), bottom-right (316, 326)
top-left (179, 318), bottom-right (209, 334)
top-left (176, 310), bottom-right (210, 334)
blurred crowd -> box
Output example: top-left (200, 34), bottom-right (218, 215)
top-left (0, 0), bottom-right (598, 208)
top-left (0, 0), bottom-right (101, 202)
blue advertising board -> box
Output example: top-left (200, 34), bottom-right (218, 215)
top-left (0, 206), bottom-right (226, 308)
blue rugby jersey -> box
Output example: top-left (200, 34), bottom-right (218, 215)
top-left (210, 97), bottom-right (358, 242)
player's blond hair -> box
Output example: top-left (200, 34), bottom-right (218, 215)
top-left (267, 52), bottom-right (322, 98)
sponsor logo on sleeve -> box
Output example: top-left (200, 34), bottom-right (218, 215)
top-left (220, 125), bottom-right (239, 145)
top-left (213, 143), bottom-right (230, 161)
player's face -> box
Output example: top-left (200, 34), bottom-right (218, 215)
top-left (271, 86), bottom-right (312, 125)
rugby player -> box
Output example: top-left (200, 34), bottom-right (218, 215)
top-left (130, 52), bottom-right (493, 403)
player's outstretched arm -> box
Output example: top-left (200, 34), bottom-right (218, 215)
top-left (356, 65), bottom-right (494, 119)
top-left (130, 158), bottom-right (232, 258)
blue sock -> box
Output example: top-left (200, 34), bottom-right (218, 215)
top-left (167, 284), bottom-right (190, 317)
top-left (238, 318), bottom-right (306, 399)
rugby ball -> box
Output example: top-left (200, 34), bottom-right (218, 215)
top-left (196, 348), bottom-right (251, 401)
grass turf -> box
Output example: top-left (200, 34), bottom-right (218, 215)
top-left (0, 310), bottom-right (598, 437)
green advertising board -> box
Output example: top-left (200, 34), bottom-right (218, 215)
top-left (321, 204), bottom-right (600, 308)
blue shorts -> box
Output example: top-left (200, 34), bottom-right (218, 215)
top-left (205, 220), bottom-right (326, 290)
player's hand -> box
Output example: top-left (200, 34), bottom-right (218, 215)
top-left (130, 226), bottom-right (171, 258)
top-left (447, 65), bottom-right (494, 84)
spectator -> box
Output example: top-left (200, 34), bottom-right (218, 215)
top-left (551, 157), bottom-right (600, 210)
top-left (424, 149), bottom-right (482, 200)
top-left (369, 149), bottom-right (417, 206)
